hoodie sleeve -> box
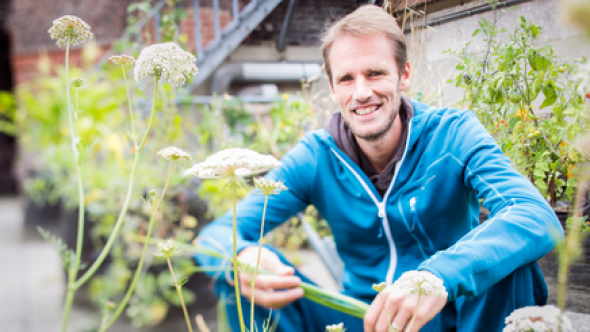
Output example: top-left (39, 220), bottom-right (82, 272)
top-left (193, 134), bottom-right (319, 274)
top-left (418, 110), bottom-right (563, 302)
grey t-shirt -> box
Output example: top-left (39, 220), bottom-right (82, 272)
top-left (325, 96), bottom-right (415, 197)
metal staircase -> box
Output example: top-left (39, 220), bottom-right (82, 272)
top-left (97, 0), bottom-right (284, 91)
top-left (188, 0), bottom-right (284, 91)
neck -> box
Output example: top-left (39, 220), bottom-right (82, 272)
top-left (356, 114), bottom-right (403, 174)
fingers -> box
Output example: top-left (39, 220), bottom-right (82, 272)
top-left (238, 274), bottom-right (303, 309)
top-left (389, 304), bottom-right (412, 332)
top-left (238, 247), bottom-right (295, 276)
top-left (374, 290), bottom-right (403, 332)
top-left (364, 292), bottom-right (385, 332)
top-left (249, 285), bottom-right (304, 309)
top-left (365, 288), bottom-right (447, 332)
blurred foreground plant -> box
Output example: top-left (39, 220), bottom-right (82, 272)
top-left (42, 15), bottom-right (198, 332)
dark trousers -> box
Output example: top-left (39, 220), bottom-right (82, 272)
top-left (213, 250), bottom-right (548, 332)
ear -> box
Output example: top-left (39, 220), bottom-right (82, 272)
top-left (399, 61), bottom-right (411, 91)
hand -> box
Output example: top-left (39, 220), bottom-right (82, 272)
top-left (364, 272), bottom-right (447, 332)
top-left (236, 246), bottom-right (304, 309)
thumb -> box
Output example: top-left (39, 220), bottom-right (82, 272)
top-left (262, 250), bottom-right (295, 276)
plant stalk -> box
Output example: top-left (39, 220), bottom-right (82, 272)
top-left (100, 164), bottom-right (173, 331)
top-left (251, 195), bottom-right (269, 332)
top-left (61, 38), bottom-right (87, 332)
top-left (74, 77), bottom-right (159, 289)
top-left (167, 258), bottom-right (194, 332)
top-left (406, 289), bottom-right (422, 332)
top-left (121, 65), bottom-right (137, 148)
top-left (232, 182), bottom-right (247, 332)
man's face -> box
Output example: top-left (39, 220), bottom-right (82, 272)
top-left (328, 33), bottom-right (410, 141)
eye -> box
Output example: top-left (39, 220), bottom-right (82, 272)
top-left (339, 75), bottom-right (352, 82)
top-left (369, 71), bottom-right (383, 77)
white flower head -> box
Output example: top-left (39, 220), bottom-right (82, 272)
top-left (134, 42), bottom-right (198, 86)
top-left (110, 54), bottom-right (135, 66)
top-left (184, 148), bottom-right (281, 179)
top-left (154, 239), bottom-right (181, 259)
top-left (326, 323), bottom-right (345, 332)
top-left (392, 271), bottom-right (448, 299)
top-left (503, 305), bottom-right (572, 332)
top-left (157, 146), bottom-right (191, 162)
top-left (48, 15), bottom-right (93, 47)
top-left (254, 177), bottom-right (287, 196)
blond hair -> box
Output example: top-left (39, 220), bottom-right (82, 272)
top-left (321, 5), bottom-right (407, 85)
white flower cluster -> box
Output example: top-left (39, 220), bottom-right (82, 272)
top-left (109, 54), bottom-right (135, 66)
top-left (157, 146), bottom-right (191, 161)
top-left (48, 15), bottom-right (93, 47)
top-left (254, 177), bottom-right (287, 196)
top-left (154, 239), bottom-right (181, 260)
top-left (134, 42), bottom-right (198, 86)
top-left (504, 305), bottom-right (572, 332)
top-left (325, 323), bottom-right (345, 332)
top-left (184, 148), bottom-right (281, 179)
top-left (392, 271), bottom-right (448, 298)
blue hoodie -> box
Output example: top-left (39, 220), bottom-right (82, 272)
top-left (194, 100), bottom-right (562, 303)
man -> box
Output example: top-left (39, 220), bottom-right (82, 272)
top-left (195, 5), bottom-right (561, 332)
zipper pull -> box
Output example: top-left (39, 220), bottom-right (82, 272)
top-left (378, 202), bottom-right (386, 218)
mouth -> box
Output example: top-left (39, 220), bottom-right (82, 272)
top-left (353, 104), bottom-right (381, 116)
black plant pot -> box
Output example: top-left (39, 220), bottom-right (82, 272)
top-left (23, 195), bottom-right (62, 231)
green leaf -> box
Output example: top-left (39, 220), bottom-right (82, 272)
top-left (540, 86), bottom-right (557, 109)
top-left (472, 28), bottom-right (480, 37)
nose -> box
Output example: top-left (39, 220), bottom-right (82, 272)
top-left (352, 76), bottom-right (372, 103)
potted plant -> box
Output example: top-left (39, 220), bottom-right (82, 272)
top-left (448, 14), bottom-right (590, 311)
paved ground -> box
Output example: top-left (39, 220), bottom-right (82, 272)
top-left (1, 196), bottom-right (589, 331)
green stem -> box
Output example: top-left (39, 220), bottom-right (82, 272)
top-left (251, 195), bottom-right (269, 332)
top-left (232, 182), bottom-right (246, 332)
top-left (74, 77), bottom-right (159, 290)
top-left (61, 39), bottom-right (87, 332)
top-left (121, 65), bottom-right (137, 147)
top-left (100, 164), bottom-right (173, 331)
top-left (139, 238), bottom-right (371, 319)
top-left (167, 258), bottom-right (194, 332)
top-left (406, 289), bottom-right (422, 332)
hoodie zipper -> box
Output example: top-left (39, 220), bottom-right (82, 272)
top-left (329, 121), bottom-right (413, 286)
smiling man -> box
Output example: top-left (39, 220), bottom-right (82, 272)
top-left (194, 5), bottom-right (562, 332)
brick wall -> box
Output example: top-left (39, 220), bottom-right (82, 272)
top-left (8, 0), bottom-right (363, 85)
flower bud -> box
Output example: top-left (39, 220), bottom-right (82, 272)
top-left (372, 282), bottom-right (386, 293)
top-left (326, 323), bottom-right (345, 332)
top-left (71, 78), bottom-right (85, 88)
top-left (154, 239), bottom-right (181, 259)
top-left (109, 54), bottom-right (135, 66)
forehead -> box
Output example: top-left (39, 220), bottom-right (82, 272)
top-left (329, 33), bottom-right (397, 74)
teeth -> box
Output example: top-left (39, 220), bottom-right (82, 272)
top-left (355, 105), bottom-right (378, 115)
